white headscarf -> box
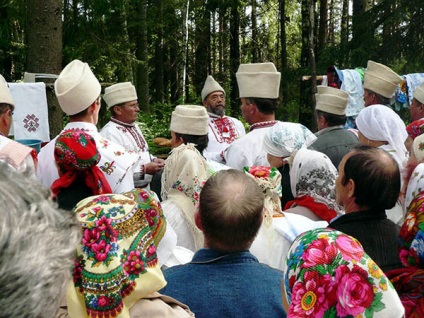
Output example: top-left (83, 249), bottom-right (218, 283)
top-left (290, 148), bottom-right (342, 215)
top-left (263, 121), bottom-right (317, 157)
top-left (405, 163), bottom-right (424, 213)
top-left (161, 143), bottom-right (209, 250)
top-left (356, 104), bottom-right (407, 166)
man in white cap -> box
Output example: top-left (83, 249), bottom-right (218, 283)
top-left (100, 82), bottom-right (165, 188)
top-left (224, 62), bottom-right (280, 170)
top-left (309, 86), bottom-right (358, 168)
top-left (0, 74), bottom-right (37, 176)
top-left (201, 75), bottom-right (245, 163)
top-left (408, 82), bottom-right (424, 122)
top-left (363, 60), bottom-right (402, 107)
top-left (37, 60), bottom-right (140, 193)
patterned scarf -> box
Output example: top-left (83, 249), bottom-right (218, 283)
top-left (407, 118), bottom-right (424, 140)
top-left (51, 130), bottom-right (112, 197)
top-left (283, 228), bottom-right (404, 317)
top-left (67, 190), bottom-right (167, 318)
top-left (285, 148), bottom-right (342, 222)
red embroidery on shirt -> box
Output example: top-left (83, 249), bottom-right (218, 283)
top-left (210, 117), bottom-right (239, 143)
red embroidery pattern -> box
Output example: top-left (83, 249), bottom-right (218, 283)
top-left (249, 120), bottom-right (278, 132)
top-left (23, 114), bottom-right (40, 132)
top-left (210, 117), bottom-right (239, 143)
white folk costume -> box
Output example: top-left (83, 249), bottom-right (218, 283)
top-left (245, 166), bottom-right (327, 270)
top-left (101, 118), bottom-right (153, 187)
top-left (0, 135), bottom-right (37, 177)
top-left (203, 113), bottom-right (245, 163)
top-left (225, 121), bottom-right (278, 170)
top-left (37, 122), bottom-right (140, 193)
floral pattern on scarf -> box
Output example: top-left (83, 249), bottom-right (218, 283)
top-left (283, 228), bottom-right (404, 318)
top-left (67, 190), bottom-right (166, 318)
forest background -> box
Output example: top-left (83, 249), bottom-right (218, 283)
top-left (0, 0), bottom-right (423, 154)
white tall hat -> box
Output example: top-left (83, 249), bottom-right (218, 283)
top-left (0, 74), bottom-right (14, 107)
top-left (103, 82), bottom-right (138, 109)
top-left (201, 76), bottom-right (225, 101)
top-left (54, 60), bottom-right (101, 116)
top-left (363, 60), bottom-right (402, 98)
top-left (170, 105), bottom-right (209, 135)
top-left (414, 82), bottom-right (424, 104)
top-left (236, 62), bottom-right (281, 98)
top-left (315, 86), bottom-right (349, 115)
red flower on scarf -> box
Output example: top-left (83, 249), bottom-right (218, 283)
top-left (123, 250), bottom-right (145, 275)
top-left (248, 166), bottom-right (271, 178)
top-left (302, 237), bottom-right (338, 267)
top-left (82, 228), bottom-right (100, 248)
top-left (92, 240), bottom-right (111, 262)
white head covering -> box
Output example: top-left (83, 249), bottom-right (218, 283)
top-left (263, 121), bottom-right (317, 157)
top-left (54, 60), bottom-right (101, 116)
top-left (201, 76), bottom-right (225, 101)
top-left (290, 148), bottom-right (342, 215)
top-left (315, 85), bottom-right (349, 115)
top-left (413, 134), bottom-right (424, 163)
top-left (363, 60), bottom-right (402, 98)
top-left (414, 82), bottom-right (424, 104)
top-left (356, 104), bottom-right (407, 165)
top-left (404, 163), bottom-right (424, 213)
top-left (236, 62), bottom-right (281, 98)
top-left (0, 75), bottom-right (14, 107)
top-left (170, 105), bottom-right (209, 135)
top-left (103, 82), bottom-right (137, 109)
top-left (161, 143), bottom-right (209, 250)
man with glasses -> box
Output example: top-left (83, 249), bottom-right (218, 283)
top-left (101, 82), bottom-right (164, 188)
top-left (201, 75), bottom-right (245, 163)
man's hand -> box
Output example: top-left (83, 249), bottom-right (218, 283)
top-left (145, 159), bottom-right (165, 175)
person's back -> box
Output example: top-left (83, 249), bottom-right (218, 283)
top-left (161, 169), bottom-right (286, 317)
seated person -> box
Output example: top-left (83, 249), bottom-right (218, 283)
top-left (65, 190), bottom-right (194, 317)
top-left (161, 169), bottom-right (287, 317)
top-left (0, 161), bottom-right (80, 317)
top-left (282, 228), bottom-right (405, 317)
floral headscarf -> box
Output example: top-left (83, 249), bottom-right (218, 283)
top-left (405, 164), bottom-right (424, 214)
top-left (356, 104), bottom-right (408, 167)
top-left (66, 191), bottom-right (166, 318)
top-left (283, 228), bottom-right (404, 318)
top-left (51, 130), bottom-right (112, 197)
top-left (263, 121), bottom-right (317, 158)
top-left (161, 143), bottom-right (209, 250)
top-left (286, 148), bottom-right (342, 222)
top-left (407, 119), bottom-right (424, 140)
top-left (243, 166), bottom-right (283, 225)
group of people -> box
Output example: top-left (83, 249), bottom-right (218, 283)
top-left (2, 56), bottom-right (424, 317)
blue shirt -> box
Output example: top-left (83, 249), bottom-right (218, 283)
top-left (161, 248), bottom-right (287, 318)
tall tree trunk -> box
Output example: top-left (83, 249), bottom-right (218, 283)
top-left (135, 0), bottom-right (150, 112)
top-left (229, 1), bottom-right (240, 117)
top-left (251, 0), bottom-right (258, 62)
top-left (26, 0), bottom-right (63, 139)
top-left (279, 0), bottom-right (289, 121)
top-left (194, 2), bottom-right (210, 98)
top-left (340, 0), bottom-right (349, 66)
top-left (318, 0), bottom-right (328, 51)
top-left (153, 0), bottom-right (164, 103)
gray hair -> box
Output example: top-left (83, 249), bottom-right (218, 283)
top-left (0, 162), bottom-right (81, 318)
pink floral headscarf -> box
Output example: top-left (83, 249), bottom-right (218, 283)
top-left (282, 228), bottom-right (404, 318)
top-left (66, 190), bottom-right (166, 318)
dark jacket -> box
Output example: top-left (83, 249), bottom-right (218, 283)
top-left (328, 209), bottom-right (402, 272)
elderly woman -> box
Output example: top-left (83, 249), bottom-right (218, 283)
top-left (246, 165), bottom-right (327, 270)
top-left (282, 228), bottom-right (405, 317)
top-left (284, 148), bottom-right (343, 222)
top-left (0, 162), bottom-right (80, 317)
top-left (51, 130), bottom-right (112, 210)
top-left (263, 121), bottom-right (316, 207)
top-left (161, 105), bottom-right (210, 252)
top-left (65, 189), bottom-right (194, 318)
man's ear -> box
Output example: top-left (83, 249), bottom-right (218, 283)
top-left (347, 178), bottom-right (355, 198)
top-left (194, 210), bottom-right (203, 231)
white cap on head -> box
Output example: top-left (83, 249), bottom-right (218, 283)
top-left (413, 133), bottom-right (424, 162)
top-left (236, 62), bottom-right (281, 99)
top-left (54, 60), bottom-right (101, 116)
top-left (363, 60), bottom-right (402, 98)
top-left (315, 86), bottom-right (349, 116)
top-left (0, 74), bottom-right (14, 107)
top-left (201, 76), bottom-right (225, 101)
top-left (170, 105), bottom-right (209, 135)
top-left (414, 82), bottom-right (424, 104)
top-left (103, 82), bottom-right (138, 109)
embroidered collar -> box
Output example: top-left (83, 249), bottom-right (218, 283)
top-left (208, 112), bottom-right (226, 119)
top-left (249, 120), bottom-right (278, 132)
top-left (111, 117), bottom-right (135, 128)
